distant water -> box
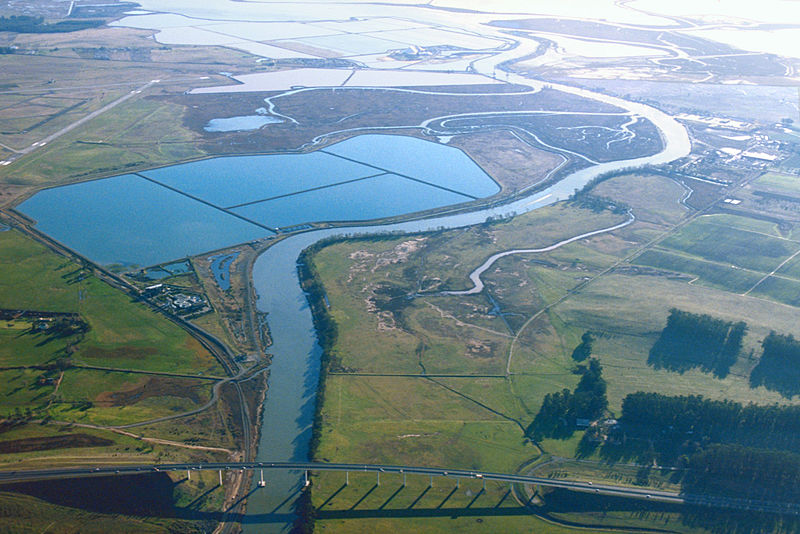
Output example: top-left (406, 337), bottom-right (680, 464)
top-left (204, 115), bottom-right (283, 132)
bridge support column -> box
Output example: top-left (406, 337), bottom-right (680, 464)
top-left (377, 472), bottom-right (380, 486)
top-left (219, 470), bottom-right (223, 486)
top-left (345, 471), bottom-right (349, 486)
top-left (482, 478), bottom-right (486, 492)
top-left (187, 470), bottom-right (191, 481)
top-left (402, 470), bottom-right (406, 487)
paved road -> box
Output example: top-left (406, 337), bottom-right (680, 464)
top-left (1, 461), bottom-right (798, 516)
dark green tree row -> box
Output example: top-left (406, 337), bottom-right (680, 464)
top-left (527, 359), bottom-right (608, 440)
top-left (684, 444), bottom-right (800, 504)
top-left (648, 308), bottom-right (746, 378)
top-left (0, 16), bottom-right (104, 33)
top-left (619, 392), bottom-right (800, 456)
top-left (297, 245), bottom-right (339, 460)
top-left (750, 332), bottom-right (800, 397)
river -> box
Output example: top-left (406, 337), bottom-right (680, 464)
top-left (244, 76), bottom-right (690, 532)
top-left (114, 3), bottom-right (693, 530)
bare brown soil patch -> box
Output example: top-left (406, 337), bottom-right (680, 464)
top-left (81, 346), bottom-right (157, 360)
top-left (0, 184), bottom-right (32, 208)
top-left (0, 433), bottom-right (113, 453)
top-left (94, 376), bottom-right (206, 407)
top-left (448, 130), bottom-right (565, 192)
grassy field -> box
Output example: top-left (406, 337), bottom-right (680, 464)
top-left (308, 172), bottom-right (800, 534)
top-left (0, 25), bottom-right (260, 187)
top-left (752, 172), bottom-right (800, 196)
top-left (0, 228), bottom-right (241, 469)
top-left (630, 213), bottom-right (800, 295)
top-left (0, 490), bottom-right (193, 534)
top-left (1, 95), bottom-right (203, 187)
top-left (659, 216), bottom-right (800, 273)
top-left (750, 275), bottom-right (800, 307)
top-left (0, 229), bottom-right (222, 375)
top-left (634, 248), bottom-right (763, 292)
top-left (311, 470), bottom-right (711, 534)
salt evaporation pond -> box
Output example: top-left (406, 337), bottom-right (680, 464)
top-left (16, 134), bottom-right (499, 268)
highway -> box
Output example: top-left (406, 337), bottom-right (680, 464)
top-left (1, 462), bottom-right (799, 517)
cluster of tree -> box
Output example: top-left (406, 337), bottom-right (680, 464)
top-left (569, 193), bottom-right (630, 214)
top-left (571, 331), bottom-right (593, 361)
top-left (750, 331), bottom-right (800, 397)
top-left (527, 359), bottom-right (608, 440)
top-left (619, 392), bottom-right (800, 456)
top-left (648, 309), bottom-right (746, 378)
top-left (683, 444), bottom-right (800, 504)
top-left (0, 16), bottom-right (104, 34)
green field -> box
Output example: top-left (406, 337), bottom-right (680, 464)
top-left (634, 248), bottom-right (763, 292)
top-left (0, 228), bottom-right (238, 464)
top-left (1, 96), bottom-right (203, 187)
top-left (630, 213), bottom-right (800, 295)
top-left (752, 172), bottom-right (800, 196)
top-left (0, 229), bottom-right (222, 375)
top-left (0, 491), bottom-right (190, 534)
top-left (311, 469), bottom-right (710, 534)
top-left (308, 172), bottom-right (800, 534)
top-left (750, 275), bottom-right (800, 307)
top-left (660, 216), bottom-right (800, 273)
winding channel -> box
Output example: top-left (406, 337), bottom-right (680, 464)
top-left (242, 33), bottom-right (691, 534)
top-left (441, 212), bottom-right (636, 297)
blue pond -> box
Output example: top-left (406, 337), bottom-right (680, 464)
top-left (16, 134), bottom-right (499, 267)
top-left (231, 173), bottom-right (472, 228)
top-left (17, 174), bottom-right (269, 268)
top-left (204, 115), bottom-right (282, 132)
top-left (209, 252), bottom-right (239, 291)
top-left (140, 152), bottom-right (380, 208)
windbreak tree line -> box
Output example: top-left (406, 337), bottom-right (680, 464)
top-left (648, 308), bottom-right (746, 378)
top-left (619, 392), bottom-right (800, 455)
top-left (750, 331), bottom-right (800, 397)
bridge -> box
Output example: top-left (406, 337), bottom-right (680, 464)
top-left (1, 461), bottom-right (799, 517)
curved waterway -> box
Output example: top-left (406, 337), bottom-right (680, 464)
top-left (244, 79), bottom-right (690, 531)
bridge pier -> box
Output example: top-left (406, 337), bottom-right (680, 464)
top-left (377, 472), bottom-right (380, 486)
top-left (187, 469), bottom-right (190, 481)
top-left (345, 471), bottom-right (349, 486)
top-left (219, 470), bottom-right (223, 486)
top-left (402, 470), bottom-right (406, 487)
top-left (258, 469), bottom-right (266, 487)
top-left (482, 478), bottom-right (486, 491)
